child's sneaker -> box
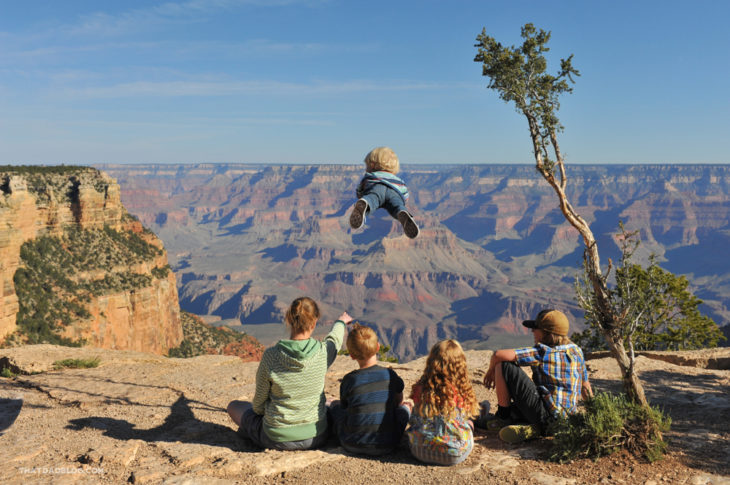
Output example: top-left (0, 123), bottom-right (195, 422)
top-left (349, 199), bottom-right (368, 229)
top-left (397, 211), bottom-right (419, 239)
top-left (498, 424), bottom-right (540, 444)
top-left (475, 414), bottom-right (510, 431)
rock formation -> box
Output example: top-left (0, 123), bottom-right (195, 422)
top-left (97, 163), bottom-right (730, 360)
top-left (0, 167), bottom-right (182, 354)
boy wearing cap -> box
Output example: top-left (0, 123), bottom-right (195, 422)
top-left (480, 309), bottom-right (593, 443)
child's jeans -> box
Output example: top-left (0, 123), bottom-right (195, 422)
top-left (500, 361), bottom-right (552, 431)
top-left (237, 402), bottom-right (328, 450)
top-left (358, 183), bottom-right (406, 219)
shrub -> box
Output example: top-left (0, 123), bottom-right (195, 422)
top-left (167, 311), bottom-right (263, 360)
top-left (1, 367), bottom-right (16, 378)
top-left (53, 357), bottom-right (101, 369)
top-left (548, 392), bottom-right (670, 463)
top-left (151, 264), bottom-right (171, 279)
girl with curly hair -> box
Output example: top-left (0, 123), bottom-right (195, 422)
top-left (407, 339), bottom-right (479, 465)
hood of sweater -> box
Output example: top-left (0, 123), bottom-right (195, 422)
top-left (274, 338), bottom-right (321, 369)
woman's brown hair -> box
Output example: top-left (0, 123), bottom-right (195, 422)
top-left (411, 339), bottom-right (479, 419)
top-left (285, 297), bottom-right (320, 334)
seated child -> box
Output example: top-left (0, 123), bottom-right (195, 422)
top-left (349, 146), bottom-right (419, 239)
top-left (480, 309), bottom-right (593, 444)
top-left (226, 297), bottom-right (349, 450)
top-left (329, 323), bottom-right (410, 455)
top-left (407, 339), bottom-right (478, 466)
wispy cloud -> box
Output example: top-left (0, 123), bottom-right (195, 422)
top-left (63, 79), bottom-right (454, 99)
top-left (65, 0), bottom-right (328, 37)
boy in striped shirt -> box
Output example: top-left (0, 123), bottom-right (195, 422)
top-left (329, 323), bottom-right (411, 455)
top-left (349, 146), bottom-right (419, 239)
top-left (480, 309), bottom-right (593, 443)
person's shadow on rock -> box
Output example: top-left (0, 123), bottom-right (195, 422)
top-left (67, 393), bottom-right (255, 452)
top-left (0, 397), bottom-right (23, 436)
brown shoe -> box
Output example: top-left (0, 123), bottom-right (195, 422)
top-left (397, 211), bottom-right (419, 239)
top-left (349, 199), bottom-right (368, 229)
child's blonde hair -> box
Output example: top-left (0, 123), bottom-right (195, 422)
top-left (411, 339), bottom-right (478, 419)
top-left (285, 297), bottom-right (320, 334)
top-left (364, 146), bottom-right (400, 174)
top-left (346, 323), bottom-right (379, 361)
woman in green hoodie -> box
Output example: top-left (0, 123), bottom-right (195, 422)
top-left (227, 297), bottom-right (349, 450)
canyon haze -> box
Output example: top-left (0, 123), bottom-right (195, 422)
top-left (97, 163), bottom-right (730, 361)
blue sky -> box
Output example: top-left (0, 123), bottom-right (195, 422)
top-left (1, 0), bottom-right (728, 165)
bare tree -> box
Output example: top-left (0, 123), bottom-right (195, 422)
top-left (474, 24), bottom-right (648, 405)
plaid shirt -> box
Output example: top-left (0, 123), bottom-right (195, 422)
top-left (514, 342), bottom-right (589, 415)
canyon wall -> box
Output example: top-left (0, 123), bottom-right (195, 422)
top-left (98, 163), bottom-right (730, 360)
top-left (0, 168), bottom-right (182, 353)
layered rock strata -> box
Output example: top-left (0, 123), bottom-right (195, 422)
top-left (98, 163), bottom-right (730, 360)
top-left (0, 168), bottom-right (182, 353)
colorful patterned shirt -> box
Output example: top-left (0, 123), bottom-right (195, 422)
top-left (514, 342), bottom-right (589, 415)
top-left (406, 384), bottom-right (473, 457)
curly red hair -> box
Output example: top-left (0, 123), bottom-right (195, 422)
top-left (411, 339), bottom-right (478, 419)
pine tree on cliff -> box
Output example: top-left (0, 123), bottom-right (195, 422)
top-left (473, 24), bottom-right (649, 406)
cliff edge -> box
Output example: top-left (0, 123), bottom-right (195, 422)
top-left (0, 166), bottom-right (182, 354)
top-left (0, 345), bottom-right (728, 484)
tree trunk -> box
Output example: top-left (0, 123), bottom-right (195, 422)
top-left (526, 118), bottom-right (649, 407)
top-left (601, 330), bottom-right (648, 405)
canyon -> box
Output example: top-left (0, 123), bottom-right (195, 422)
top-left (96, 163), bottom-right (730, 361)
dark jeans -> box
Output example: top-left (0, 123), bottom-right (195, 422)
top-left (329, 402), bottom-right (410, 455)
top-left (237, 403), bottom-right (328, 450)
top-left (359, 183), bottom-right (406, 219)
top-left (501, 361), bottom-right (551, 432)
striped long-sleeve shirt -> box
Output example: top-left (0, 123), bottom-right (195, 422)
top-left (356, 171), bottom-right (410, 203)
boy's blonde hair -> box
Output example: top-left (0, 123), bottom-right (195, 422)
top-left (285, 297), bottom-right (320, 334)
top-left (411, 339), bottom-right (479, 419)
top-left (364, 146), bottom-right (400, 174)
top-left (346, 323), bottom-right (379, 361)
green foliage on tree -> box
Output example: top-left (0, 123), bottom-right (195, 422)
top-left (337, 344), bottom-right (399, 363)
top-left (474, 23), bottom-right (579, 174)
top-left (548, 392), bottom-right (670, 463)
top-left (574, 226), bottom-right (724, 352)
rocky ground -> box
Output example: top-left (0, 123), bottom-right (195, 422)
top-left (1, 343), bottom-right (729, 484)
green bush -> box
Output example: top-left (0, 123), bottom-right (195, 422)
top-left (53, 357), bottom-right (101, 369)
top-left (152, 264), bottom-right (171, 279)
top-left (1, 367), bottom-right (16, 378)
top-left (548, 392), bottom-right (670, 463)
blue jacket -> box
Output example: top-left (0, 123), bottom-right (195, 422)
top-left (356, 171), bottom-right (410, 204)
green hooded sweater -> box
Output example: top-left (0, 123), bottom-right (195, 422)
top-left (252, 320), bottom-right (345, 442)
